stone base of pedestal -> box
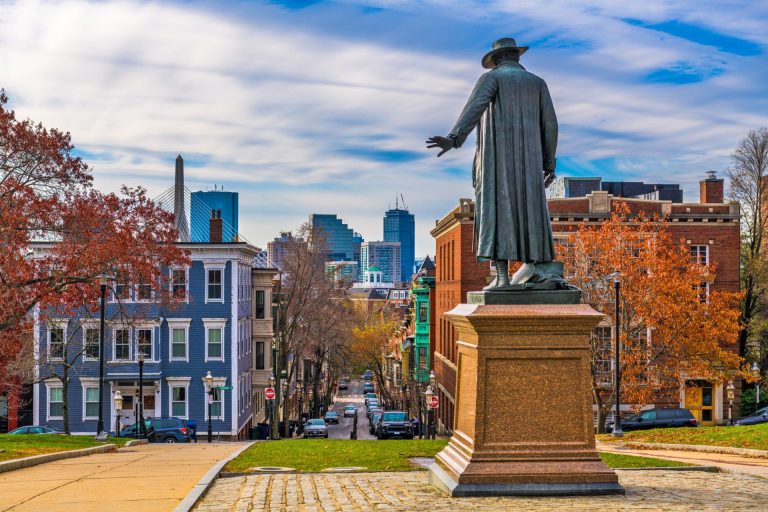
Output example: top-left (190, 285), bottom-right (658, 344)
top-left (429, 303), bottom-right (624, 497)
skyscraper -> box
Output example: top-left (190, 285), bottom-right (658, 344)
top-left (190, 190), bottom-right (239, 242)
top-left (384, 206), bottom-right (415, 282)
top-left (311, 214), bottom-right (354, 261)
top-left (360, 241), bottom-right (401, 284)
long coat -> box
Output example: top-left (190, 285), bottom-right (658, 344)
top-left (450, 61), bottom-right (557, 263)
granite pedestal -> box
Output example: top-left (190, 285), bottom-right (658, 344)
top-left (429, 302), bottom-right (624, 496)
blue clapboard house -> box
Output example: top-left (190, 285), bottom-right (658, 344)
top-left (32, 240), bottom-right (260, 440)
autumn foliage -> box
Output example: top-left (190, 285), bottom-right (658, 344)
top-left (557, 203), bottom-right (746, 430)
top-left (0, 90), bottom-right (187, 396)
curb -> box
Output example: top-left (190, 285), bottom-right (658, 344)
top-left (623, 441), bottom-right (768, 459)
top-left (124, 439), bottom-right (148, 447)
top-left (0, 444), bottom-right (117, 474)
top-left (614, 466), bottom-right (720, 472)
top-left (174, 442), bottom-right (255, 512)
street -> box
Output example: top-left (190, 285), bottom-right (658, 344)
top-left (325, 379), bottom-right (377, 441)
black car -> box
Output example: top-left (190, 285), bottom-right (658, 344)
top-left (610, 408), bottom-right (697, 432)
top-left (376, 411), bottom-right (413, 440)
top-left (363, 383), bottom-right (374, 394)
top-left (338, 380), bottom-right (349, 390)
top-left (120, 417), bottom-right (191, 443)
top-left (735, 406), bottom-right (768, 426)
top-left (369, 412), bottom-right (383, 435)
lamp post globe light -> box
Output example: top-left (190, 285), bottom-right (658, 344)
top-left (727, 380), bottom-right (736, 426)
top-left (752, 362), bottom-right (761, 406)
top-left (425, 370), bottom-right (436, 440)
top-left (95, 273), bottom-right (111, 440)
top-left (205, 370), bottom-right (214, 443)
top-left (113, 391), bottom-right (123, 438)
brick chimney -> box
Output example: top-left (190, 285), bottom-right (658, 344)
top-left (209, 209), bottom-right (222, 243)
top-left (700, 171), bottom-right (724, 203)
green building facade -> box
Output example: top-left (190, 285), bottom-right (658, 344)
top-left (410, 275), bottom-right (435, 383)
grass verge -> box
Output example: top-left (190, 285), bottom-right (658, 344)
top-left (0, 434), bottom-right (131, 463)
top-left (225, 439), bottom-right (693, 473)
top-left (597, 422), bottom-right (768, 451)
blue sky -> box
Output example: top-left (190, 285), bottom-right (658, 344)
top-left (1, 0), bottom-right (767, 256)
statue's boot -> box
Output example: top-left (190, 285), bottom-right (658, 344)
top-left (483, 260), bottom-right (510, 290)
top-left (510, 261), bottom-right (536, 285)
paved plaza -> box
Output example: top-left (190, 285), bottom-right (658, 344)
top-left (196, 469), bottom-right (768, 512)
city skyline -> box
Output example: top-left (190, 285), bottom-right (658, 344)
top-left (2, 0), bottom-right (766, 256)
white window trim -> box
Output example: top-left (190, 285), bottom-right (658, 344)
top-left (170, 266), bottom-right (190, 303)
top-left (204, 262), bottom-right (226, 304)
top-left (167, 377), bottom-right (191, 420)
top-left (203, 318), bottom-right (227, 362)
top-left (47, 321), bottom-right (68, 361)
top-left (691, 244), bottom-right (709, 265)
top-left (81, 322), bottom-right (100, 362)
top-left (110, 281), bottom-right (133, 303)
top-left (201, 375), bottom-right (226, 420)
top-left (80, 378), bottom-right (100, 421)
top-left (134, 281), bottom-right (155, 303)
top-left (112, 326), bottom-right (132, 362)
top-left (135, 325), bottom-right (156, 362)
top-left (45, 379), bottom-right (64, 420)
top-left (167, 319), bottom-right (192, 362)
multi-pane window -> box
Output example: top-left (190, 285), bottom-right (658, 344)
top-left (171, 269), bottom-right (187, 299)
top-left (137, 328), bottom-right (152, 360)
top-left (171, 386), bottom-right (187, 417)
top-left (592, 326), bottom-right (613, 385)
top-left (49, 327), bottom-right (64, 359)
top-left (697, 282), bottom-right (710, 303)
top-left (210, 387), bottom-right (222, 418)
top-left (256, 341), bottom-right (265, 369)
top-left (84, 387), bottom-right (99, 418)
top-left (136, 281), bottom-right (152, 301)
top-left (48, 386), bottom-right (64, 418)
top-left (171, 328), bottom-right (186, 360)
top-left (207, 269), bottom-right (223, 301)
top-left (114, 329), bottom-right (130, 360)
top-left (691, 245), bottom-right (708, 265)
top-left (418, 347), bottom-right (427, 370)
top-left (207, 328), bottom-right (223, 360)
top-left (84, 328), bottom-right (100, 359)
top-left (255, 291), bottom-right (265, 319)
top-left (418, 302), bottom-right (427, 323)
top-left (114, 278), bottom-right (130, 301)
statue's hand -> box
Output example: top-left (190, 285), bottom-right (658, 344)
top-left (544, 169), bottom-right (556, 189)
top-left (426, 136), bottom-right (454, 157)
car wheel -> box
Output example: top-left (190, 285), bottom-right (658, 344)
top-left (324, 434), bottom-right (329, 438)
top-left (164, 437), bottom-right (178, 443)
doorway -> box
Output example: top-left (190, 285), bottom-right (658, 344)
top-left (685, 380), bottom-right (714, 426)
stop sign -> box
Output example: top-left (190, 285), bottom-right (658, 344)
top-left (429, 395), bottom-right (439, 409)
top-left (265, 387), bottom-right (275, 400)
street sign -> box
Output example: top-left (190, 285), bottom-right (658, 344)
top-left (428, 395), bottom-right (439, 409)
top-left (218, 385), bottom-right (233, 391)
top-left (265, 387), bottom-right (275, 400)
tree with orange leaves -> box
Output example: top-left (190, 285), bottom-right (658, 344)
top-left (557, 203), bottom-right (746, 432)
top-left (0, 90), bottom-right (187, 409)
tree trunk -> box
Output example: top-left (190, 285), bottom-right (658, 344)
top-left (61, 371), bottom-right (70, 435)
top-left (593, 386), bottom-right (606, 434)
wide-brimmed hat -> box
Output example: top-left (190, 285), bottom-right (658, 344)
top-left (481, 37), bottom-right (529, 69)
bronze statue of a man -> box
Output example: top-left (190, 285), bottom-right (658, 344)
top-left (428, 38), bottom-right (558, 288)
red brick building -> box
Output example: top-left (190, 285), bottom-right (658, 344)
top-left (432, 174), bottom-right (740, 432)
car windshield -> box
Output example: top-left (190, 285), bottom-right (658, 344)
top-left (345, 406), bottom-right (356, 410)
top-left (307, 419), bottom-right (325, 426)
top-left (382, 412), bottom-right (407, 422)
top-left (326, 412), bottom-right (338, 417)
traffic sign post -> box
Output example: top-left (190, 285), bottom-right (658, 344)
top-left (265, 387), bottom-right (276, 400)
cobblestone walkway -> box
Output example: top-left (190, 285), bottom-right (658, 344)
top-left (195, 470), bottom-right (768, 511)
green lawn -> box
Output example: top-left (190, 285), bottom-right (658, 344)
top-left (0, 434), bottom-right (130, 463)
top-left (597, 422), bottom-right (768, 451)
top-left (225, 439), bottom-right (693, 473)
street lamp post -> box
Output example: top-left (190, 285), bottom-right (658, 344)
top-left (205, 371), bottom-right (214, 443)
top-left (727, 380), bottom-right (736, 425)
top-left (282, 377), bottom-right (289, 438)
top-left (138, 351), bottom-right (145, 439)
top-left (113, 391), bottom-right (123, 438)
top-left (752, 362), bottom-right (761, 408)
top-left (425, 370), bottom-right (437, 440)
top-left (269, 373), bottom-right (277, 439)
top-left (96, 274), bottom-right (109, 440)
top-left (612, 275), bottom-right (624, 438)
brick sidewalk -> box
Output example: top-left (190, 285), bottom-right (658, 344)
top-left (196, 470), bottom-right (768, 511)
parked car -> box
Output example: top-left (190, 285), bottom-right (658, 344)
top-left (363, 370), bottom-right (374, 380)
top-left (120, 417), bottom-right (191, 443)
top-left (303, 418), bottom-right (329, 438)
top-left (366, 400), bottom-right (379, 414)
top-left (367, 406), bottom-right (382, 423)
top-left (369, 412), bottom-right (383, 435)
top-left (364, 393), bottom-right (377, 405)
top-left (376, 411), bottom-right (413, 440)
top-left (735, 406), bottom-right (768, 426)
top-left (324, 411), bottom-right (340, 424)
top-left (343, 405), bottom-right (357, 418)
top-left (363, 383), bottom-right (374, 394)
top-left (338, 380), bottom-right (349, 390)
top-left (7, 426), bottom-right (62, 435)
top-left (609, 408), bottom-right (697, 432)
